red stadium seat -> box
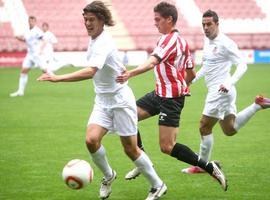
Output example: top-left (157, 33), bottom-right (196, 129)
top-left (0, 0), bottom-right (269, 52)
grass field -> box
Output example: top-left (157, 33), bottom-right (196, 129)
top-left (1, 64), bottom-right (270, 200)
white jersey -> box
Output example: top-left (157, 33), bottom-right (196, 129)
top-left (42, 31), bottom-right (57, 58)
top-left (201, 33), bottom-right (244, 90)
top-left (24, 26), bottom-right (43, 55)
top-left (86, 30), bottom-right (127, 94)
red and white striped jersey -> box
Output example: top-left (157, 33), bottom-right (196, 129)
top-left (152, 30), bottom-right (194, 98)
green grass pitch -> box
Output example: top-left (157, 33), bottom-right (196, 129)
top-left (0, 64), bottom-right (270, 199)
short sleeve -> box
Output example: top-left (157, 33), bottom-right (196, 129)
top-left (152, 33), bottom-right (177, 62)
top-left (87, 44), bottom-right (110, 69)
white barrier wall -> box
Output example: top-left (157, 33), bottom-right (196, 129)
top-left (54, 51), bottom-right (148, 67)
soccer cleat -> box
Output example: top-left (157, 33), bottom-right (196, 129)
top-left (99, 170), bottom-right (117, 199)
top-left (181, 166), bottom-right (205, 174)
top-left (145, 183), bottom-right (167, 200)
top-left (255, 95), bottom-right (270, 109)
top-left (125, 167), bottom-right (141, 180)
top-left (10, 91), bottom-right (24, 97)
top-left (211, 161), bottom-right (228, 191)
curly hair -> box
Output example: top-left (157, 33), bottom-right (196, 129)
top-left (83, 1), bottom-right (115, 26)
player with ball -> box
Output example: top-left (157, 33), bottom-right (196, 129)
top-left (38, 1), bottom-right (166, 200)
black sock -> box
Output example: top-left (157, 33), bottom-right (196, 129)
top-left (197, 158), bottom-right (213, 174)
top-left (170, 143), bottom-right (199, 165)
top-left (137, 130), bottom-right (145, 151)
top-left (170, 143), bottom-right (213, 174)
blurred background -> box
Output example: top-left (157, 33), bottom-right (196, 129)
top-left (0, 0), bottom-right (270, 67)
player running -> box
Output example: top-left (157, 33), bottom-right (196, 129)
top-left (117, 2), bottom-right (228, 191)
top-left (10, 16), bottom-right (44, 97)
top-left (181, 10), bottom-right (270, 174)
top-left (38, 1), bottom-right (166, 200)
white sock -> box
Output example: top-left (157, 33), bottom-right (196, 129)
top-left (18, 73), bottom-right (28, 94)
top-left (233, 103), bottom-right (261, 131)
top-left (134, 151), bottom-right (162, 188)
top-left (90, 145), bottom-right (113, 179)
top-left (199, 134), bottom-right (214, 162)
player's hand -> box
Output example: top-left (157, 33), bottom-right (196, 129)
top-left (15, 36), bottom-right (25, 41)
top-left (116, 70), bottom-right (130, 83)
top-left (37, 72), bottom-right (58, 82)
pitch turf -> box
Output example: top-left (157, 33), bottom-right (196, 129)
top-left (0, 64), bottom-right (270, 200)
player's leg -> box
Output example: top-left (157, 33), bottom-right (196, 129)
top-left (159, 125), bottom-right (227, 190)
top-left (181, 115), bottom-right (218, 173)
top-left (137, 105), bottom-right (152, 151)
top-left (199, 115), bottom-right (218, 161)
top-left (114, 90), bottom-right (167, 199)
top-left (183, 88), bottom-right (234, 174)
top-left (156, 96), bottom-right (209, 170)
top-left (231, 95), bottom-right (270, 132)
top-left (10, 56), bottom-right (32, 97)
top-left (125, 91), bottom-right (159, 180)
top-left (86, 124), bottom-right (111, 175)
top-left (120, 135), bottom-right (167, 200)
top-left (219, 114), bottom-right (236, 135)
top-left (219, 87), bottom-right (270, 135)
top-left (124, 130), bottom-right (145, 180)
top-left (86, 105), bottom-right (116, 199)
top-left (86, 124), bottom-right (116, 200)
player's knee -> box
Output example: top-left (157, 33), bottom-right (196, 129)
top-left (123, 146), bottom-right (139, 160)
top-left (160, 144), bottom-right (172, 155)
top-left (199, 125), bottom-right (211, 135)
top-left (223, 128), bottom-right (237, 136)
top-left (123, 146), bottom-right (133, 156)
top-left (85, 135), bottom-right (99, 146)
top-left (85, 137), bottom-right (101, 153)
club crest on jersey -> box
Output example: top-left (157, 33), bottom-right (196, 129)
top-left (212, 46), bottom-right (218, 54)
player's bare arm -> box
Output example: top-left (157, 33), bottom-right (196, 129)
top-left (185, 68), bottom-right (196, 85)
top-left (37, 67), bottom-right (98, 82)
top-left (15, 36), bottom-right (25, 42)
top-left (116, 55), bottom-right (159, 83)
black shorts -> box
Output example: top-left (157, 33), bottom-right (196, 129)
top-left (136, 90), bottom-right (185, 127)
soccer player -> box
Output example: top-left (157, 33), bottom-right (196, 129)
top-left (10, 16), bottom-right (44, 97)
top-left (37, 1), bottom-right (166, 200)
top-left (181, 10), bottom-right (270, 174)
top-left (39, 22), bottom-right (59, 73)
top-left (116, 2), bottom-right (227, 191)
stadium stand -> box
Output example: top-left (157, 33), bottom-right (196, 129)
top-left (22, 0), bottom-right (88, 51)
top-left (0, 0), bottom-right (270, 52)
top-left (110, 0), bottom-right (201, 51)
top-left (194, 0), bottom-right (266, 19)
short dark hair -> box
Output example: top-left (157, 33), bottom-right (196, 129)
top-left (29, 15), bottom-right (36, 20)
top-left (42, 22), bottom-right (49, 27)
top-left (154, 1), bottom-right (178, 25)
top-left (83, 1), bottom-right (114, 26)
top-left (203, 9), bottom-right (219, 23)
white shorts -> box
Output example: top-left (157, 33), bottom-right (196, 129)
top-left (203, 86), bottom-right (237, 120)
top-left (88, 86), bottom-right (138, 136)
top-left (23, 53), bottom-right (46, 70)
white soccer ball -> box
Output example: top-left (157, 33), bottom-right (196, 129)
top-left (62, 159), bottom-right (94, 189)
